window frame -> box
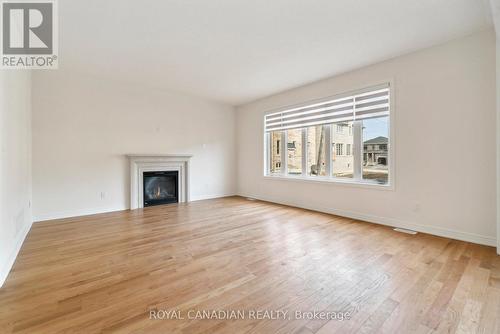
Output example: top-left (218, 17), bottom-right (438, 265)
top-left (263, 81), bottom-right (394, 190)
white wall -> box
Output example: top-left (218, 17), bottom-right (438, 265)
top-left (497, 37), bottom-right (500, 253)
top-left (0, 71), bottom-right (32, 287)
top-left (32, 71), bottom-right (236, 221)
top-left (236, 29), bottom-right (497, 246)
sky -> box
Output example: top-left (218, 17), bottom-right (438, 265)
top-left (362, 116), bottom-right (388, 141)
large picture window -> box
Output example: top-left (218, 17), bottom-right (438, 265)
top-left (264, 83), bottom-right (391, 186)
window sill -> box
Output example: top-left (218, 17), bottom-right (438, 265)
top-left (263, 174), bottom-right (394, 191)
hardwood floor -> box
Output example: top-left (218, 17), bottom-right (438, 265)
top-left (0, 196), bottom-right (499, 333)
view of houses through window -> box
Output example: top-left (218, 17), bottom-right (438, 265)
top-left (332, 121), bottom-right (354, 179)
top-left (287, 129), bottom-right (302, 174)
top-left (307, 126), bottom-right (327, 176)
top-left (265, 84), bottom-right (390, 185)
top-left (268, 117), bottom-right (389, 184)
top-left (362, 116), bottom-right (389, 184)
top-left (270, 131), bottom-right (282, 173)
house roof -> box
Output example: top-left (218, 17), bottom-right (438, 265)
top-left (364, 136), bottom-right (388, 144)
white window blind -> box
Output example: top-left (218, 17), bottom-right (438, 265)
top-left (265, 83), bottom-right (389, 132)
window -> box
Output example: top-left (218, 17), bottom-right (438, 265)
top-left (332, 121), bottom-right (353, 179)
top-left (264, 83), bottom-right (391, 186)
top-left (287, 129), bottom-right (302, 175)
top-left (336, 143), bottom-right (343, 156)
top-left (307, 125), bottom-right (327, 176)
top-left (362, 117), bottom-right (389, 184)
top-left (269, 131), bottom-right (282, 174)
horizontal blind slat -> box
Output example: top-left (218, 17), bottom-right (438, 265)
top-left (265, 101), bottom-right (354, 122)
top-left (265, 106), bottom-right (354, 127)
top-left (265, 84), bottom-right (389, 132)
top-left (265, 95), bottom-right (354, 119)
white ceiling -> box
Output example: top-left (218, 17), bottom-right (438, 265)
top-left (60, 0), bottom-right (493, 105)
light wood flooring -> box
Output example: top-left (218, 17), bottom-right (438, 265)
top-left (0, 196), bottom-right (499, 333)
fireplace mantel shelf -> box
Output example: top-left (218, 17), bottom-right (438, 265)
top-left (127, 154), bottom-right (193, 158)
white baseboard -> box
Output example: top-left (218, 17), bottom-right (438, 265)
top-left (190, 193), bottom-right (236, 202)
top-left (240, 193), bottom-right (497, 247)
top-left (0, 220), bottom-right (32, 288)
top-left (33, 205), bottom-right (128, 222)
top-left (33, 193), bottom-right (237, 222)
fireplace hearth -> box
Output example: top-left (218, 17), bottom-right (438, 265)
top-left (143, 171), bottom-right (178, 207)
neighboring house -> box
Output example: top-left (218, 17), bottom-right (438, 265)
top-left (287, 132), bottom-right (302, 174)
top-left (332, 122), bottom-right (354, 177)
top-left (271, 132), bottom-right (282, 172)
top-left (363, 136), bottom-right (388, 166)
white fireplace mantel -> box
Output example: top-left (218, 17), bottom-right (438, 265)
top-left (128, 154), bottom-right (192, 209)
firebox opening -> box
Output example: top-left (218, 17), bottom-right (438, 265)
top-left (143, 171), bottom-right (178, 207)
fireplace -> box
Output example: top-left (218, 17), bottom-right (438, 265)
top-left (128, 154), bottom-right (191, 209)
top-left (143, 171), bottom-right (178, 207)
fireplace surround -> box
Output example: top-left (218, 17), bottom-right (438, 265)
top-left (128, 154), bottom-right (191, 209)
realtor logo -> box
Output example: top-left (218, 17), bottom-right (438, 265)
top-left (1, 0), bottom-right (58, 68)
